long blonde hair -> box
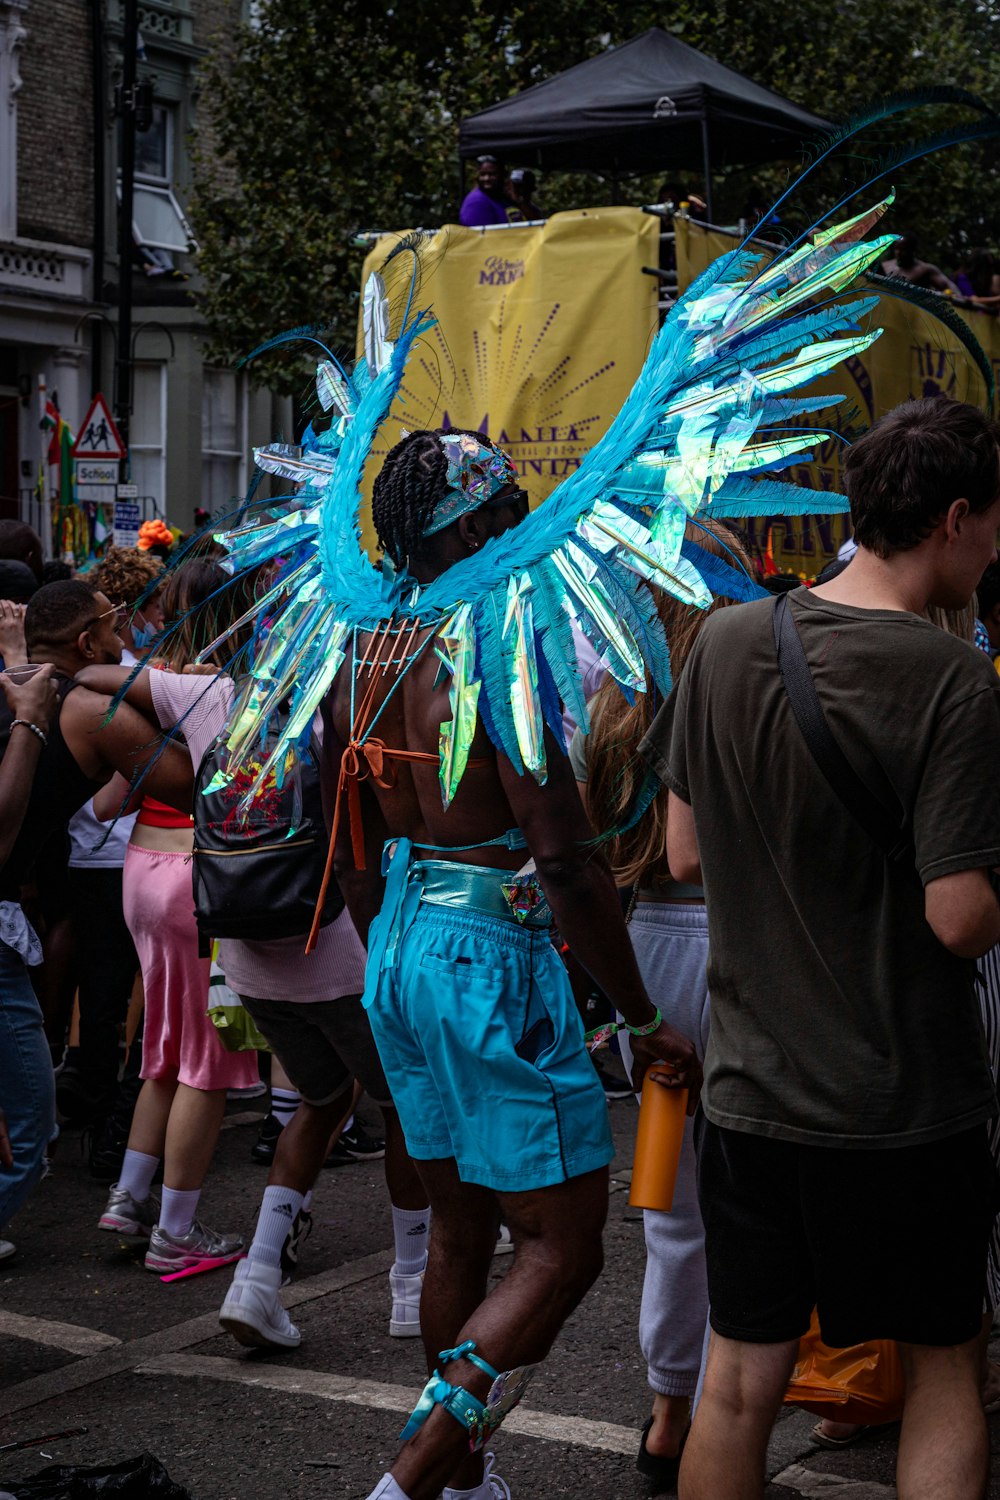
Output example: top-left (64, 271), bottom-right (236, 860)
top-left (155, 559), bottom-right (259, 671)
top-left (586, 520), bottom-right (753, 888)
top-left (926, 601), bottom-right (976, 641)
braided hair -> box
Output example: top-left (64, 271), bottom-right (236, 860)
top-left (371, 430), bottom-right (447, 568)
top-left (371, 427), bottom-right (508, 568)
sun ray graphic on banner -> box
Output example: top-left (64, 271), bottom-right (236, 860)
top-left (366, 297), bottom-right (615, 492)
top-left (356, 208), bottom-right (661, 543)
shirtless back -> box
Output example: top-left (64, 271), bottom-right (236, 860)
top-left (319, 429), bottom-right (700, 1500)
top-left (325, 622), bottom-right (525, 872)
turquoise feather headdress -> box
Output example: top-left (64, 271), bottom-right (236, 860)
top-left (201, 90), bottom-right (1000, 810)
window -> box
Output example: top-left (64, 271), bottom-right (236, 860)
top-left (202, 369), bottom-right (247, 510)
top-left (129, 183), bottom-right (195, 253)
top-left (135, 105), bottom-right (170, 183)
top-left (118, 102), bottom-right (197, 254)
top-left (131, 363), bottom-right (166, 508)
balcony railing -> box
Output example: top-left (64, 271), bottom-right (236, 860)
top-left (107, 0), bottom-right (194, 48)
top-left (0, 237), bottom-right (91, 300)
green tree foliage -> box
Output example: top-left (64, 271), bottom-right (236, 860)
top-left (192, 0), bottom-right (1000, 392)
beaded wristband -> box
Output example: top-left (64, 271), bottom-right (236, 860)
top-left (10, 719), bottom-right (48, 748)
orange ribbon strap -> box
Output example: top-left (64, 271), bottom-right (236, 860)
top-left (306, 737), bottom-right (487, 953)
top-left (305, 625), bottom-right (487, 953)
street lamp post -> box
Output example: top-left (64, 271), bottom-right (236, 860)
top-left (114, 0), bottom-right (138, 483)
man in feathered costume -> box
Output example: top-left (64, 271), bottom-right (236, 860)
top-left (326, 426), bottom-right (701, 1500)
top-left (182, 85), bottom-right (1000, 1500)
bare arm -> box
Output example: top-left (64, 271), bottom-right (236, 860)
top-left (76, 663), bottom-right (155, 718)
top-left (92, 771), bottom-right (142, 822)
top-left (924, 868), bottom-right (1000, 958)
top-left (0, 602), bottom-right (28, 668)
top-left (60, 687), bottom-right (194, 813)
top-left (665, 790), bottom-right (702, 884)
top-left (498, 738), bottom-right (700, 1095)
top-left (928, 265), bottom-right (961, 295)
top-left (0, 666), bottom-right (58, 868)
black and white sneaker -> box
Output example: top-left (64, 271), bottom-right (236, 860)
top-left (324, 1121), bottom-right (386, 1166)
top-left (250, 1112), bottom-right (283, 1165)
top-left (280, 1207), bottom-right (314, 1280)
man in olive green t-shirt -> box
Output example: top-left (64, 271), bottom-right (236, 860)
top-left (642, 395), bottom-right (1000, 1500)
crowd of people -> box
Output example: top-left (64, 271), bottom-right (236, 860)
top-left (2, 392), bottom-right (1000, 1500)
top-left (457, 154), bottom-right (1000, 340)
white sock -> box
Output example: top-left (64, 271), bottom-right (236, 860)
top-left (270, 1087), bottom-right (300, 1129)
top-left (159, 1186), bottom-right (201, 1237)
top-left (364, 1476), bottom-right (411, 1500)
top-left (391, 1204), bottom-right (431, 1274)
top-left (444, 1457), bottom-right (497, 1500)
top-left (117, 1149), bottom-right (159, 1203)
top-left (342, 1112), bottom-right (355, 1133)
top-left (302, 1189), bottom-right (313, 1212)
top-left (248, 1184), bottom-right (305, 1268)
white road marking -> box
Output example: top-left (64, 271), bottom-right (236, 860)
top-left (772, 1464), bottom-right (896, 1497)
top-left (2, 1248), bottom-right (393, 1419)
top-left (137, 1353), bottom-right (638, 1455)
top-left (0, 1311), bottom-right (121, 1354)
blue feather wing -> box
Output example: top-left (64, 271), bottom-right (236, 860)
top-left (201, 90), bottom-right (1000, 804)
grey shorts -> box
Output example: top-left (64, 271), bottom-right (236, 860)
top-left (240, 993), bottom-right (392, 1109)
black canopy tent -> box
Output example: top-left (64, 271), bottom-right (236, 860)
top-left (459, 28), bottom-right (831, 219)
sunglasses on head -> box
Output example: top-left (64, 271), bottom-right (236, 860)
top-left (87, 601), bottom-right (129, 631)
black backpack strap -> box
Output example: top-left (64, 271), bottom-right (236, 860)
top-left (773, 594), bottom-right (909, 861)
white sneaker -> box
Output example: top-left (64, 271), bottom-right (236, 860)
top-left (443, 1452), bottom-right (511, 1500)
top-left (219, 1257), bottom-right (301, 1349)
top-left (388, 1261), bottom-right (424, 1338)
top-left (0, 1238), bottom-right (16, 1262)
top-left (494, 1224), bottom-right (514, 1256)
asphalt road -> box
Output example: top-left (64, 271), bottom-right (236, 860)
top-left (2, 1094), bottom-right (1000, 1500)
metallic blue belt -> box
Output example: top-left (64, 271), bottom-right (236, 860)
top-left (416, 858), bottom-right (550, 928)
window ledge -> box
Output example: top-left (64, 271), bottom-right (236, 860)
top-left (0, 237), bottom-right (91, 298)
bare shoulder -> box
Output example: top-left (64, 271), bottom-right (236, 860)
top-left (59, 682), bottom-right (111, 732)
top-left (56, 684), bottom-right (114, 778)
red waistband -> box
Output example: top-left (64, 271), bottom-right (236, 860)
top-left (136, 797), bottom-right (193, 830)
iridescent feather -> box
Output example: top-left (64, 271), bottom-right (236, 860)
top-left (188, 94), bottom-right (1000, 811)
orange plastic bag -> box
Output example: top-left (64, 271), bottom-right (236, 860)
top-left (783, 1309), bottom-right (904, 1425)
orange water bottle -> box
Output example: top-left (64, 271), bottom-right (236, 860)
top-left (629, 1066), bottom-right (689, 1212)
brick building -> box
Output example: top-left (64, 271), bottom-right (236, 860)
top-left (0, 0), bottom-right (287, 546)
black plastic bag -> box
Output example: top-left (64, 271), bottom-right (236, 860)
top-left (1, 1453), bottom-right (194, 1499)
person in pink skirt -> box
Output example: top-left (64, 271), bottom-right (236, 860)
top-left (92, 560), bottom-right (259, 1274)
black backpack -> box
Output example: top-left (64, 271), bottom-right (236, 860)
top-left (191, 716), bottom-right (343, 943)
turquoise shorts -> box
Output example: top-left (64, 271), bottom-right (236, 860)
top-left (363, 851), bottom-right (614, 1193)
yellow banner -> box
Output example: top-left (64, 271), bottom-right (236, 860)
top-left (358, 209), bottom-right (659, 540)
top-left (674, 215), bottom-right (1000, 577)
